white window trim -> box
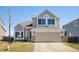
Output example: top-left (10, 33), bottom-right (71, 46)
top-left (37, 18), bottom-right (55, 26)
top-left (47, 18), bottom-right (55, 25)
top-left (38, 19), bottom-right (46, 25)
top-left (46, 18), bottom-right (48, 25)
top-left (14, 30), bottom-right (24, 40)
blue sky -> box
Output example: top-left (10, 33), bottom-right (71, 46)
top-left (0, 6), bottom-right (79, 36)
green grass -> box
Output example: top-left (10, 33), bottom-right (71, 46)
top-left (0, 41), bottom-right (34, 52)
top-left (68, 43), bottom-right (79, 51)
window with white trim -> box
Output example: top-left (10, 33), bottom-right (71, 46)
top-left (15, 32), bottom-right (23, 38)
top-left (48, 19), bottom-right (55, 25)
top-left (38, 19), bottom-right (46, 25)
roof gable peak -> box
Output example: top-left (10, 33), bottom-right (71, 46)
top-left (38, 10), bottom-right (55, 17)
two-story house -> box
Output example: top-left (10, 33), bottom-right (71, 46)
top-left (14, 10), bottom-right (62, 42)
top-left (0, 17), bottom-right (6, 40)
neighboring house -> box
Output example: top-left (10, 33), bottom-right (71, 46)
top-left (0, 17), bottom-right (6, 40)
top-left (63, 18), bottom-right (79, 37)
top-left (14, 10), bottom-right (62, 42)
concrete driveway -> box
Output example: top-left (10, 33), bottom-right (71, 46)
top-left (34, 43), bottom-right (78, 52)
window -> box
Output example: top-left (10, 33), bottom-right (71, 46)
top-left (38, 19), bottom-right (46, 25)
top-left (48, 19), bottom-right (55, 25)
top-left (15, 32), bottom-right (23, 38)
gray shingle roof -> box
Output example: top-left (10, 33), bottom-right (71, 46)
top-left (20, 21), bottom-right (32, 27)
top-left (63, 18), bottom-right (79, 27)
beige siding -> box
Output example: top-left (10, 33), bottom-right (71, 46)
top-left (15, 24), bottom-right (23, 32)
top-left (0, 26), bottom-right (5, 39)
top-left (55, 17), bottom-right (60, 28)
top-left (0, 18), bottom-right (5, 40)
top-left (32, 17), bottom-right (37, 28)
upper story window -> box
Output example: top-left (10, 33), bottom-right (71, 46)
top-left (38, 19), bottom-right (46, 25)
top-left (48, 19), bottom-right (55, 25)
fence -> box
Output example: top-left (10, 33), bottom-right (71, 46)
top-left (2, 36), bottom-right (14, 42)
top-left (62, 36), bottom-right (79, 43)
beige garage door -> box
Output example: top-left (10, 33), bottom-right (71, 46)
top-left (35, 32), bottom-right (61, 42)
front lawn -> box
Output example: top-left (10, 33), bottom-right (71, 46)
top-left (0, 41), bottom-right (34, 52)
top-left (67, 43), bottom-right (79, 51)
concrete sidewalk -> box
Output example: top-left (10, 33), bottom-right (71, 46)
top-left (34, 43), bottom-right (78, 52)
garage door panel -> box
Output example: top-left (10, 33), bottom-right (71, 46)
top-left (35, 32), bottom-right (61, 42)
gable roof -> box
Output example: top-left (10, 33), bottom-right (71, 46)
top-left (63, 18), bottom-right (79, 28)
top-left (15, 21), bottom-right (32, 28)
top-left (38, 10), bottom-right (55, 17)
top-left (20, 21), bottom-right (32, 27)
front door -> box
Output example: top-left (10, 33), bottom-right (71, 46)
top-left (29, 31), bottom-right (31, 40)
top-left (27, 29), bottom-right (31, 41)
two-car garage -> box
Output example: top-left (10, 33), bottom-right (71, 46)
top-left (32, 28), bottom-right (61, 42)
